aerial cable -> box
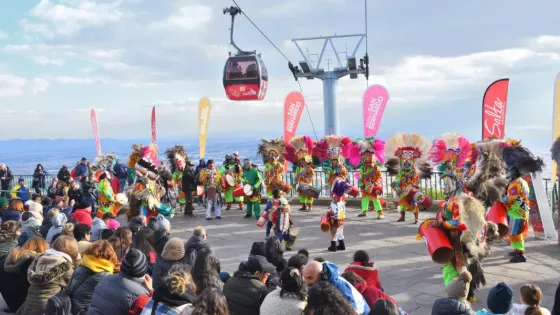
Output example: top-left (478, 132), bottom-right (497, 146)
top-left (364, 0), bottom-right (370, 87)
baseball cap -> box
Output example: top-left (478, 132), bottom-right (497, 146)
top-left (246, 255), bottom-right (276, 273)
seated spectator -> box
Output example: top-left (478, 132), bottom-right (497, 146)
top-left (264, 236), bottom-right (287, 290)
top-left (191, 247), bottom-right (223, 294)
top-left (91, 212), bottom-right (114, 241)
top-left (314, 256), bottom-right (325, 263)
top-left (0, 237), bottom-right (48, 313)
top-left (109, 227), bottom-right (133, 261)
top-left (341, 270), bottom-right (396, 308)
top-left (147, 216), bottom-right (157, 231)
top-left (154, 214), bottom-right (171, 257)
top-left (88, 248), bottom-right (154, 315)
top-left (153, 237), bottom-right (187, 290)
top-left (476, 282), bottom-right (514, 315)
top-left (0, 221), bottom-right (19, 260)
top-left (18, 212), bottom-right (42, 246)
top-left (17, 236), bottom-right (78, 315)
top-left (507, 284), bottom-right (550, 315)
top-left (140, 264), bottom-right (196, 315)
top-left (260, 267), bottom-right (307, 314)
top-left (131, 228), bottom-right (157, 274)
top-left (73, 223), bottom-right (92, 254)
top-left (553, 281), bottom-right (560, 315)
top-left (189, 287), bottom-right (230, 315)
top-left (129, 215), bottom-right (147, 236)
top-left (223, 255), bottom-right (274, 315)
top-left (0, 197), bottom-right (7, 218)
top-left (370, 299), bottom-right (401, 315)
top-left (183, 226), bottom-right (210, 266)
top-left (303, 281), bottom-right (356, 315)
top-left (303, 260), bottom-right (370, 314)
top-left (71, 200), bottom-right (93, 227)
top-left (344, 249), bottom-right (382, 290)
top-left (40, 206), bottom-right (57, 238)
top-left (61, 222), bottom-right (75, 237)
top-left (431, 270), bottom-right (476, 315)
top-left (27, 200), bottom-right (43, 222)
top-left (287, 253), bottom-right (308, 273)
top-left (46, 209), bottom-right (68, 243)
top-left (65, 240), bottom-right (118, 314)
top-left (2, 198), bottom-right (24, 222)
top-left (297, 248), bottom-right (309, 259)
top-left (101, 228), bottom-right (115, 240)
top-left (11, 177), bottom-right (30, 202)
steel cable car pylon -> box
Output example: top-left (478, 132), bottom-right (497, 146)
top-left (222, 6), bottom-right (268, 101)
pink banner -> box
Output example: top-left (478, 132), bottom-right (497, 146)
top-left (90, 108), bottom-right (101, 155)
top-left (283, 91), bottom-right (305, 144)
top-left (363, 84), bottom-right (389, 138)
top-left (482, 78), bottom-right (509, 140)
top-left (151, 106), bottom-right (157, 143)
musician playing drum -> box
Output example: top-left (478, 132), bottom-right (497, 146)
top-left (295, 157), bottom-right (315, 212)
top-left (221, 155), bottom-right (243, 210)
top-left (200, 159), bottom-right (222, 220)
top-left (263, 151), bottom-right (284, 197)
top-left (95, 170), bottom-right (115, 218)
top-left (241, 159), bottom-right (263, 219)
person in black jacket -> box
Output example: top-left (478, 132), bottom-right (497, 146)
top-left (57, 165), bottom-right (71, 185)
top-left (67, 180), bottom-right (83, 205)
top-left (81, 176), bottom-right (96, 216)
top-left (0, 164), bottom-right (13, 198)
top-left (181, 162), bottom-right (197, 216)
top-left (183, 226), bottom-right (210, 266)
top-left (113, 161), bottom-right (128, 193)
top-left (158, 162), bottom-right (173, 203)
top-left (32, 164), bottom-right (46, 195)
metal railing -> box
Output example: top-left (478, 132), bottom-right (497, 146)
top-left (12, 172), bottom-right (559, 211)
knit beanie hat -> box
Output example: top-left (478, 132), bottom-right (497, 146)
top-left (162, 237), bottom-right (185, 261)
top-left (155, 214), bottom-right (170, 231)
top-left (107, 219), bottom-right (120, 230)
top-left (445, 270), bottom-right (472, 301)
top-left (0, 197), bottom-right (7, 209)
top-left (250, 241), bottom-right (266, 257)
top-left (120, 248), bottom-right (148, 278)
top-left (487, 282), bottom-right (514, 314)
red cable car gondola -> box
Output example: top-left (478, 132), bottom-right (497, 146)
top-left (223, 6), bottom-right (268, 101)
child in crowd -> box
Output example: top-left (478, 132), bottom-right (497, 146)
top-left (263, 189), bottom-right (282, 238)
top-left (476, 282), bottom-right (514, 315)
top-left (507, 284), bottom-right (550, 315)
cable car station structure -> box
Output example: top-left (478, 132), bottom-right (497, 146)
top-left (289, 34), bottom-right (369, 136)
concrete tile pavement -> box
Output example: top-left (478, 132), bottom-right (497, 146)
top-left (1, 204), bottom-right (558, 314)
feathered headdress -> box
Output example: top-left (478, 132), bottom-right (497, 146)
top-left (466, 139), bottom-right (508, 207)
top-left (551, 136), bottom-right (560, 167)
top-left (257, 138), bottom-right (286, 164)
top-left (141, 143), bottom-right (159, 167)
top-left (312, 135), bottom-right (352, 162)
top-left (384, 133), bottom-right (432, 178)
top-left (95, 153), bottom-right (118, 169)
top-left (165, 145), bottom-right (189, 173)
top-left (346, 137), bottom-right (386, 167)
top-left (284, 135), bottom-right (314, 163)
top-left (430, 133), bottom-right (471, 171)
top-left (502, 145), bottom-right (544, 175)
top-left (128, 144), bottom-right (143, 168)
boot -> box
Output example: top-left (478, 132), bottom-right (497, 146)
top-left (413, 212), bottom-right (419, 224)
top-left (397, 211), bottom-right (405, 222)
top-left (226, 203), bottom-right (231, 210)
top-left (358, 212), bottom-right (367, 217)
top-left (336, 240), bottom-right (345, 251)
top-left (298, 204), bottom-right (306, 211)
top-left (377, 210), bottom-right (384, 219)
top-left (510, 251), bottom-right (527, 263)
top-left (328, 241), bottom-right (337, 252)
top-left (238, 202), bottom-right (244, 210)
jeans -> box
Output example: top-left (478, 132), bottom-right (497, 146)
top-left (206, 199), bottom-right (221, 218)
top-left (119, 178), bottom-right (127, 193)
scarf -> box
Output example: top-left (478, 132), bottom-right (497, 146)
top-left (81, 254), bottom-right (115, 274)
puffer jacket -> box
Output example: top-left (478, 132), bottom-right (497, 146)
top-left (91, 217), bottom-right (107, 241)
top-left (344, 261), bottom-right (382, 290)
top-left (0, 232), bottom-right (17, 260)
top-left (431, 298), bottom-right (476, 315)
top-left (67, 256), bottom-right (113, 315)
top-left (223, 270), bottom-right (271, 315)
top-left (46, 213), bottom-right (68, 243)
top-left (0, 251), bottom-right (39, 312)
top-left (2, 209), bottom-right (22, 222)
top-left (16, 249), bottom-right (74, 315)
top-left (152, 258), bottom-right (183, 290)
top-left (183, 235), bottom-right (210, 266)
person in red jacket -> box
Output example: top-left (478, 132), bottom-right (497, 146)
top-left (71, 200), bottom-right (93, 227)
top-left (344, 250), bottom-right (382, 290)
top-left (341, 271), bottom-right (396, 308)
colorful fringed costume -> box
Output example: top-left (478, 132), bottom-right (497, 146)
top-left (347, 137), bottom-right (386, 218)
top-left (95, 153), bottom-right (118, 172)
top-left (199, 163), bottom-right (223, 219)
top-left (270, 198), bottom-right (294, 251)
top-left (242, 159), bottom-right (263, 218)
top-left (126, 144), bottom-right (174, 221)
top-left (221, 155), bottom-right (244, 210)
top-left (96, 170), bottom-right (115, 217)
top-left (166, 145), bottom-right (188, 209)
top-left (285, 136), bottom-right (316, 211)
top-left (257, 139), bottom-right (287, 198)
top-left (499, 143), bottom-right (544, 263)
top-left (312, 135), bottom-right (352, 188)
top-left (327, 180), bottom-right (350, 252)
top-left (385, 133), bottom-right (432, 223)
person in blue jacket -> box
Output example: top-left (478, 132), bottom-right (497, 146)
top-left (75, 157), bottom-right (89, 185)
top-left (11, 177), bottom-right (30, 202)
top-left (113, 160), bottom-right (128, 193)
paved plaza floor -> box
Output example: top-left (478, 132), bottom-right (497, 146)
top-left (1, 204), bottom-right (559, 314)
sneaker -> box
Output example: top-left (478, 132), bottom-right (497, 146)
top-left (244, 214), bottom-right (251, 218)
top-left (216, 216), bottom-right (221, 219)
top-left (358, 213), bottom-right (367, 217)
top-left (377, 214), bottom-right (384, 219)
top-left (510, 253), bottom-right (527, 263)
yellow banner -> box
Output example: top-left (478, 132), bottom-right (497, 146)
top-left (198, 97), bottom-right (212, 158)
top-left (554, 75), bottom-right (560, 183)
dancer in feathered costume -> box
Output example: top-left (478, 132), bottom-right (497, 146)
top-left (95, 153), bottom-right (118, 172)
top-left (326, 180), bottom-right (351, 252)
top-left (126, 144), bottom-right (174, 221)
top-left (96, 169), bottom-right (115, 217)
top-left (385, 133), bottom-right (432, 223)
top-left (221, 154), bottom-right (244, 210)
top-left (499, 143), bottom-right (544, 263)
top-left (257, 139), bottom-right (288, 197)
top-left (430, 133), bottom-right (472, 198)
top-left (166, 145), bottom-right (189, 212)
top-left (127, 144), bottom-right (143, 184)
top-left (285, 136), bottom-right (316, 212)
top-left (347, 137), bottom-right (386, 219)
top-left (312, 135), bottom-right (352, 190)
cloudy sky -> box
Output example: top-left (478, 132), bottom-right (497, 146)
top-left (0, 0), bottom-right (559, 152)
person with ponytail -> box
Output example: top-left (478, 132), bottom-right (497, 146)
top-left (140, 263), bottom-right (197, 315)
top-left (507, 284), bottom-right (550, 315)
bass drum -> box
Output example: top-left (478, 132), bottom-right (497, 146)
top-left (297, 183), bottom-right (320, 199)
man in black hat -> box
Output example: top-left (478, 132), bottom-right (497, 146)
top-left (223, 255), bottom-right (274, 315)
top-left (181, 160), bottom-right (197, 216)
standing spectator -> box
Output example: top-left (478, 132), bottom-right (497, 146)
top-left (17, 236), bottom-right (78, 315)
top-left (140, 264), bottom-right (196, 315)
top-left (75, 157), bottom-right (89, 185)
top-left (32, 164), bottom-right (47, 195)
top-left (260, 267), bottom-right (307, 315)
top-left (152, 238), bottom-right (187, 290)
top-left (68, 180), bottom-right (84, 205)
top-left (88, 249), bottom-right (154, 315)
top-left (47, 178), bottom-right (59, 199)
top-left (113, 160), bottom-right (128, 193)
top-left (154, 214), bottom-right (171, 256)
top-left (0, 237), bottom-right (49, 313)
top-left (183, 226), bottom-right (210, 266)
top-left (191, 248), bottom-right (223, 294)
top-left (0, 221), bottom-right (19, 260)
top-left (57, 165), bottom-right (71, 185)
top-left (182, 161), bottom-right (197, 216)
top-left (12, 177), bottom-right (31, 202)
top-left (190, 287), bottom-right (230, 315)
top-left (81, 176), bottom-right (96, 215)
top-left (344, 250), bottom-right (382, 290)
top-left (302, 281), bottom-right (356, 315)
top-left (507, 284), bottom-right (550, 315)
top-left (2, 197), bottom-right (24, 222)
top-left (223, 255), bottom-right (274, 315)
top-left (0, 164), bottom-right (13, 198)
top-left (477, 282), bottom-right (514, 315)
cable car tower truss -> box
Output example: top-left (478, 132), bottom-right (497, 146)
top-left (289, 34), bottom-right (369, 136)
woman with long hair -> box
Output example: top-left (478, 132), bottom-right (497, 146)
top-left (131, 228), bottom-right (157, 274)
top-left (108, 227), bottom-right (133, 262)
top-left (190, 247), bottom-right (222, 294)
top-left (141, 263), bottom-right (197, 315)
top-left (0, 237), bottom-right (48, 312)
top-left (0, 220), bottom-right (19, 259)
top-left (68, 180), bottom-right (83, 205)
top-left (188, 287), bottom-right (230, 315)
top-left (66, 240), bottom-right (118, 314)
top-left (260, 267), bottom-right (307, 314)
top-left (17, 235), bottom-right (78, 315)
top-left (2, 198), bottom-right (24, 222)
top-left (302, 281), bottom-right (356, 315)
top-left (508, 284), bottom-right (551, 315)
top-left (32, 164), bottom-right (46, 195)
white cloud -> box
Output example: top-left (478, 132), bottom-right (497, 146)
top-left (0, 31), bottom-right (8, 40)
top-left (0, 75), bottom-right (50, 99)
top-left (148, 5), bottom-right (212, 32)
top-left (33, 56), bottom-right (65, 66)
